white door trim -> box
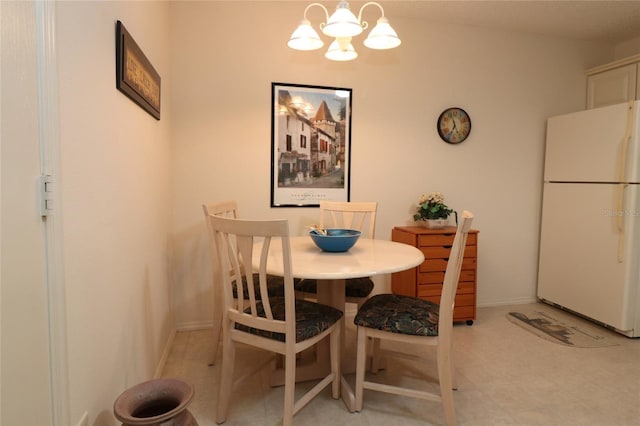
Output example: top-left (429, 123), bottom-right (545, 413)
top-left (36, 1), bottom-right (70, 424)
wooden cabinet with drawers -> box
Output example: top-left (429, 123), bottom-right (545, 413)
top-left (391, 226), bottom-right (479, 324)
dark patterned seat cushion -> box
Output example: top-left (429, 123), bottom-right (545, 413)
top-left (235, 297), bottom-right (343, 342)
top-left (232, 274), bottom-right (287, 299)
top-left (353, 294), bottom-right (440, 336)
top-left (294, 277), bottom-right (374, 298)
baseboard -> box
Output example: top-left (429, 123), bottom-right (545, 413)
top-left (477, 296), bottom-right (538, 308)
top-left (73, 411), bottom-right (89, 426)
top-left (154, 327), bottom-right (177, 379)
top-left (175, 320), bottom-right (214, 332)
top-left (154, 321), bottom-right (216, 377)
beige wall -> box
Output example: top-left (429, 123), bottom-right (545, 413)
top-left (56, 1), bottom-right (172, 424)
top-left (168, 1), bottom-right (614, 328)
top-left (614, 35), bottom-right (640, 59)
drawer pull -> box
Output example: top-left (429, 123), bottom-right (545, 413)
top-left (443, 245), bottom-right (452, 249)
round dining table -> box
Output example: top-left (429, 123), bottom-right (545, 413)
top-left (254, 235), bottom-right (425, 411)
top-left (268, 236), bottom-right (424, 277)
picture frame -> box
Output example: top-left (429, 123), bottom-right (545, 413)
top-left (116, 21), bottom-right (161, 120)
top-left (271, 82), bottom-right (352, 207)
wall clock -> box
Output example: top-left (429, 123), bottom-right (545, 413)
top-left (437, 107), bottom-right (471, 144)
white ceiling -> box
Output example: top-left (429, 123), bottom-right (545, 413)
top-left (382, 0), bottom-right (640, 44)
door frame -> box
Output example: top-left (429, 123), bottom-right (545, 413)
top-left (36, 1), bottom-right (70, 424)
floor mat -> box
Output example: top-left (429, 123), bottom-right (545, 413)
top-left (506, 306), bottom-right (620, 348)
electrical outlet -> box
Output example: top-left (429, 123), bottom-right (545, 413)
top-left (76, 411), bottom-right (89, 426)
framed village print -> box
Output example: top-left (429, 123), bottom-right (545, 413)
top-left (116, 21), bottom-right (161, 120)
top-left (271, 82), bottom-right (352, 207)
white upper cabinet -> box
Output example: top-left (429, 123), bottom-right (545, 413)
top-left (586, 54), bottom-right (640, 109)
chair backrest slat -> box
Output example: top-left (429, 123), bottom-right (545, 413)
top-left (235, 233), bottom-right (256, 314)
top-left (319, 201), bottom-right (377, 238)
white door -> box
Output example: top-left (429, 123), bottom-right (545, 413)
top-left (537, 182), bottom-right (640, 334)
top-left (544, 101), bottom-right (640, 183)
top-left (1, 2), bottom-right (55, 424)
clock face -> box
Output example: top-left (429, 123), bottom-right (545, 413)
top-left (437, 108), bottom-right (471, 144)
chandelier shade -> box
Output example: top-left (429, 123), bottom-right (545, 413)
top-left (288, 19), bottom-right (324, 51)
top-left (325, 38), bottom-right (358, 61)
top-left (363, 17), bottom-right (401, 49)
top-left (322, 4), bottom-right (363, 38)
top-left (287, 1), bottom-right (401, 61)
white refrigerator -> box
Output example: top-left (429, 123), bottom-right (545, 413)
top-left (538, 100), bottom-right (640, 337)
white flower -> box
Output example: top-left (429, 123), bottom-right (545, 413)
top-left (427, 192), bottom-right (444, 204)
top-left (418, 194), bottom-right (428, 205)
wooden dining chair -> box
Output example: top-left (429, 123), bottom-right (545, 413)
top-left (353, 210), bottom-right (474, 426)
top-left (202, 201), bottom-right (286, 365)
top-left (208, 215), bottom-right (343, 426)
top-left (295, 200), bottom-right (378, 307)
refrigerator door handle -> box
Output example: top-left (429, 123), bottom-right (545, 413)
top-left (615, 102), bottom-right (636, 263)
top-left (617, 101), bottom-right (636, 183)
top-left (617, 183), bottom-right (627, 263)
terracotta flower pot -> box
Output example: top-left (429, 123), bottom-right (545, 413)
top-left (113, 378), bottom-right (197, 426)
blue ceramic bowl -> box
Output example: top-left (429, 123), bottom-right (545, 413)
top-left (309, 228), bottom-right (361, 252)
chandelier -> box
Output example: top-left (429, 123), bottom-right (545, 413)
top-left (287, 1), bottom-right (401, 61)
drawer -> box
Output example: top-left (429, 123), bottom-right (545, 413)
top-left (417, 284), bottom-right (443, 297)
top-left (421, 259), bottom-right (448, 272)
top-left (457, 281), bottom-right (475, 294)
top-left (418, 270), bottom-right (475, 285)
top-left (453, 305), bottom-right (475, 321)
top-left (418, 233), bottom-right (477, 247)
top-left (419, 272), bottom-right (445, 284)
top-left (455, 293), bottom-right (475, 306)
top-left (418, 233), bottom-right (455, 246)
top-left (420, 257), bottom-right (476, 272)
top-left (417, 281), bottom-right (475, 297)
top-left (421, 245), bottom-right (477, 260)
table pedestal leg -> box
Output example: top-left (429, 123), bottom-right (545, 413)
top-left (317, 279), bottom-right (356, 412)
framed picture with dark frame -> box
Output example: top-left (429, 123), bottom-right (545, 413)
top-left (116, 20), bottom-right (161, 120)
top-left (271, 82), bottom-right (352, 207)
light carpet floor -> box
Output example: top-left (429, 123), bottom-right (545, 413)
top-left (161, 302), bottom-right (640, 425)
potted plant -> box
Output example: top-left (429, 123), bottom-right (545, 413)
top-left (413, 192), bottom-right (454, 228)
